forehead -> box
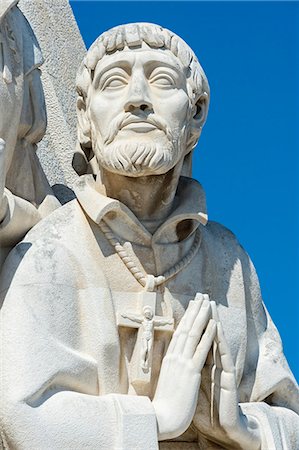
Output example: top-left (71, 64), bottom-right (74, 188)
top-left (93, 46), bottom-right (185, 79)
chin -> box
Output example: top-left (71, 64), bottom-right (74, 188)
top-left (95, 140), bottom-right (180, 177)
top-left (102, 165), bottom-right (174, 178)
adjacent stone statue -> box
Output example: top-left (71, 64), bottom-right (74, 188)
top-left (0, 23), bottom-right (298, 450)
top-left (0, 1), bottom-right (58, 267)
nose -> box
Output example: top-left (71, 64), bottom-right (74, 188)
top-left (124, 73), bottom-right (153, 113)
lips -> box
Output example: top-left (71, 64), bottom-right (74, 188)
top-left (120, 116), bottom-right (160, 132)
top-left (121, 121), bottom-right (157, 132)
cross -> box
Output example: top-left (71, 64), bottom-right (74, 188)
top-left (117, 290), bottom-right (174, 395)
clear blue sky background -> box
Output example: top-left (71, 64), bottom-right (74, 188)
top-left (70, 1), bottom-right (299, 380)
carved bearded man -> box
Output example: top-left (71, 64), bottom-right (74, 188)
top-left (0, 23), bottom-right (298, 450)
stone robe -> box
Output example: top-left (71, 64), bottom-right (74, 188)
top-left (0, 2), bottom-right (59, 268)
top-left (0, 175), bottom-right (298, 449)
top-left (0, 189), bottom-right (40, 267)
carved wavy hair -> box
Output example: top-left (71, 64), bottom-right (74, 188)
top-left (74, 23), bottom-right (210, 176)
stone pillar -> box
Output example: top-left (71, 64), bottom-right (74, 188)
top-left (19, 0), bottom-right (86, 202)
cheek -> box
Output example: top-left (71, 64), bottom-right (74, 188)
top-left (155, 90), bottom-right (190, 127)
top-left (89, 94), bottom-right (122, 132)
top-left (89, 99), bottom-right (107, 135)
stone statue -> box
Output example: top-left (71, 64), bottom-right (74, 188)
top-left (120, 306), bottom-right (173, 369)
top-left (0, 1), bottom-right (58, 267)
top-left (0, 23), bottom-right (298, 450)
top-left (18, 0), bottom-right (86, 199)
top-left (119, 302), bottom-right (174, 393)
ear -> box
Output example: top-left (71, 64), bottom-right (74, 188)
top-left (191, 92), bottom-right (209, 130)
top-left (76, 96), bottom-right (91, 146)
top-left (186, 92), bottom-right (209, 154)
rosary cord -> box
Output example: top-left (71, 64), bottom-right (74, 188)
top-left (99, 220), bottom-right (147, 287)
top-left (158, 229), bottom-right (202, 286)
top-left (99, 219), bottom-right (202, 288)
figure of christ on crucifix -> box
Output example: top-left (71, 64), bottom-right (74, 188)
top-left (1, 21), bottom-right (298, 450)
top-left (121, 305), bottom-right (174, 371)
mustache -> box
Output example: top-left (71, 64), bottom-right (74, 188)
top-left (103, 112), bottom-right (173, 145)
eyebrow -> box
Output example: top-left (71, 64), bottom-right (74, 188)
top-left (144, 61), bottom-right (182, 77)
top-left (93, 57), bottom-right (182, 87)
top-left (94, 59), bottom-right (132, 87)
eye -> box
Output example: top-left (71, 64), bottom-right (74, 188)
top-left (102, 76), bottom-right (127, 90)
top-left (150, 74), bottom-right (176, 89)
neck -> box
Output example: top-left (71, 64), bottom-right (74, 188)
top-left (98, 161), bottom-right (184, 233)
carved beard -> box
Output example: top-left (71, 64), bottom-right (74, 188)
top-left (92, 113), bottom-right (187, 177)
top-left (94, 138), bottom-right (181, 176)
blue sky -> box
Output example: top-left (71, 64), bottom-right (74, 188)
top-left (70, 1), bottom-right (299, 380)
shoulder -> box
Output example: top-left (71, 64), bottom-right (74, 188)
top-left (202, 220), bottom-right (265, 320)
top-left (202, 220), bottom-right (246, 257)
top-left (201, 220), bottom-right (260, 293)
top-left (25, 198), bottom-right (81, 241)
top-left (0, 200), bottom-right (86, 292)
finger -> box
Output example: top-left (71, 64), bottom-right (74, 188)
top-left (202, 293), bottom-right (210, 303)
top-left (183, 299), bottom-right (212, 358)
top-left (210, 304), bottom-right (233, 381)
top-left (216, 325), bottom-right (239, 429)
top-left (170, 294), bottom-right (204, 348)
top-left (212, 343), bottom-right (222, 395)
top-left (216, 322), bottom-right (235, 374)
top-left (194, 292), bottom-right (206, 302)
top-left (168, 297), bottom-right (203, 354)
top-left (209, 301), bottom-right (223, 393)
top-left (210, 300), bottom-right (220, 322)
top-left (211, 324), bottom-right (236, 410)
top-left (209, 321), bottom-right (239, 430)
top-left (193, 319), bottom-right (217, 369)
top-left (210, 352), bottom-right (218, 427)
top-left (173, 297), bottom-right (207, 354)
top-left (218, 380), bottom-right (239, 431)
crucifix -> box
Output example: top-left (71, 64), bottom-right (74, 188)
top-left (101, 221), bottom-right (202, 394)
top-left (117, 288), bottom-right (174, 395)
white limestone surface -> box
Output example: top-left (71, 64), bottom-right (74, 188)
top-left (0, 2), bottom-right (58, 267)
top-left (0, 21), bottom-right (298, 450)
top-left (19, 0), bottom-right (86, 201)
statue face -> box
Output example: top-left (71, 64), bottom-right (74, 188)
top-left (88, 46), bottom-right (191, 177)
top-left (143, 306), bottom-right (153, 320)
